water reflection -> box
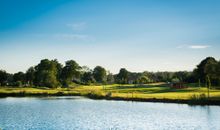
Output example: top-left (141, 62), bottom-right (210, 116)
top-left (39, 96), bottom-right (85, 100)
top-left (0, 97), bottom-right (220, 130)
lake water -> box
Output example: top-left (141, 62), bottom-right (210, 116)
top-left (0, 97), bottom-right (220, 130)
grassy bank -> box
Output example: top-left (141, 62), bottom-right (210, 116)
top-left (1, 83), bottom-right (220, 105)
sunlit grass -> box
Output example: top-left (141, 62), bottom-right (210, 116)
top-left (1, 83), bottom-right (220, 101)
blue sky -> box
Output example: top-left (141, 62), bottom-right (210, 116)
top-left (1, 0), bottom-right (220, 74)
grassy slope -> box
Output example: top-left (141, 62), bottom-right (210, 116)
top-left (75, 83), bottom-right (220, 100)
top-left (1, 83), bottom-right (220, 101)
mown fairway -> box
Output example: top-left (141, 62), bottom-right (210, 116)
top-left (1, 83), bottom-right (220, 101)
top-left (74, 83), bottom-right (220, 100)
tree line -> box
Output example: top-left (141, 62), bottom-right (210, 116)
top-left (0, 57), bottom-right (220, 88)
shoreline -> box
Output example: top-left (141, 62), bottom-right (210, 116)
top-left (1, 92), bottom-right (220, 106)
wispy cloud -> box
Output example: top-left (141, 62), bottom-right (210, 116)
top-left (53, 33), bottom-right (94, 41)
top-left (66, 22), bottom-right (86, 31)
top-left (177, 44), bottom-right (211, 49)
top-left (188, 45), bottom-right (211, 49)
top-left (57, 34), bottom-right (88, 39)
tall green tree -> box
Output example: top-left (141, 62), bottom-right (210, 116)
top-left (52, 59), bottom-right (63, 83)
top-left (13, 72), bottom-right (25, 82)
top-left (138, 75), bottom-right (150, 84)
top-left (216, 61), bottom-right (220, 85)
top-left (106, 71), bottom-right (115, 84)
top-left (205, 60), bottom-right (220, 86)
top-left (93, 66), bottom-right (107, 83)
top-left (81, 66), bottom-right (95, 84)
top-left (61, 60), bottom-right (81, 86)
top-left (0, 70), bottom-right (9, 86)
top-left (117, 68), bottom-right (129, 84)
top-left (34, 59), bottom-right (60, 88)
top-left (13, 72), bottom-right (25, 86)
top-left (193, 57), bottom-right (217, 82)
top-left (81, 71), bottom-right (95, 84)
top-left (26, 67), bottom-right (35, 86)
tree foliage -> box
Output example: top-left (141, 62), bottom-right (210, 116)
top-left (93, 66), bottom-right (107, 83)
top-left (61, 60), bottom-right (81, 86)
top-left (26, 67), bottom-right (35, 86)
top-left (1, 57), bottom-right (220, 88)
top-left (194, 57), bottom-right (217, 82)
top-left (193, 57), bottom-right (220, 86)
top-left (0, 70), bottom-right (9, 86)
top-left (81, 71), bottom-right (95, 84)
top-left (116, 68), bottom-right (129, 84)
top-left (34, 59), bottom-right (60, 88)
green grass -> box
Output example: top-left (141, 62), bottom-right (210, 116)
top-left (1, 83), bottom-right (220, 102)
top-left (86, 83), bottom-right (220, 100)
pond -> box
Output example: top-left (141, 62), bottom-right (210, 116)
top-left (0, 97), bottom-right (220, 130)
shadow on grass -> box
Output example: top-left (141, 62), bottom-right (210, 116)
top-left (112, 84), bottom-right (168, 90)
top-left (146, 88), bottom-right (203, 94)
top-left (109, 85), bottom-right (204, 94)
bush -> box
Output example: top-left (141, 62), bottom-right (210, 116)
top-left (106, 92), bottom-right (112, 98)
top-left (190, 93), bottom-right (207, 100)
top-left (87, 91), bottom-right (104, 99)
top-left (14, 81), bottom-right (23, 87)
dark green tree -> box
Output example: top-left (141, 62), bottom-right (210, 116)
top-left (93, 66), bottom-right (107, 83)
top-left (117, 68), bottom-right (129, 84)
top-left (0, 70), bottom-right (9, 86)
top-left (13, 71), bottom-right (25, 86)
top-left (52, 59), bottom-right (63, 83)
top-left (205, 60), bottom-right (220, 86)
top-left (34, 59), bottom-right (60, 88)
top-left (61, 60), bottom-right (81, 86)
top-left (81, 71), bottom-right (95, 84)
top-left (194, 57), bottom-right (217, 83)
top-left (25, 67), bottom-right (35, 86)
top-left (216, 61), bottom-right (220, 85)
top-left (106, 71), bottom-right (115, 84)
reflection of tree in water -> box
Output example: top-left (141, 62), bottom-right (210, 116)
top-left (188, 105), bottom-right (215, 129)
top-left (204, 106), bottom-right (214, 129)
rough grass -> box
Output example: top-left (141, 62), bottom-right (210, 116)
top-left (76, 84), bottom-right (220, 100)
top-left (1, 83), bottom-right (220, 102)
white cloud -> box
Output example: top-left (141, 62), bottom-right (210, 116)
top-left (66, 22), bottom-right (86, 31)
top-left (188, 45), bottom-right (211, 49)
top-left (177, 44), bottom-right (211, 49)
